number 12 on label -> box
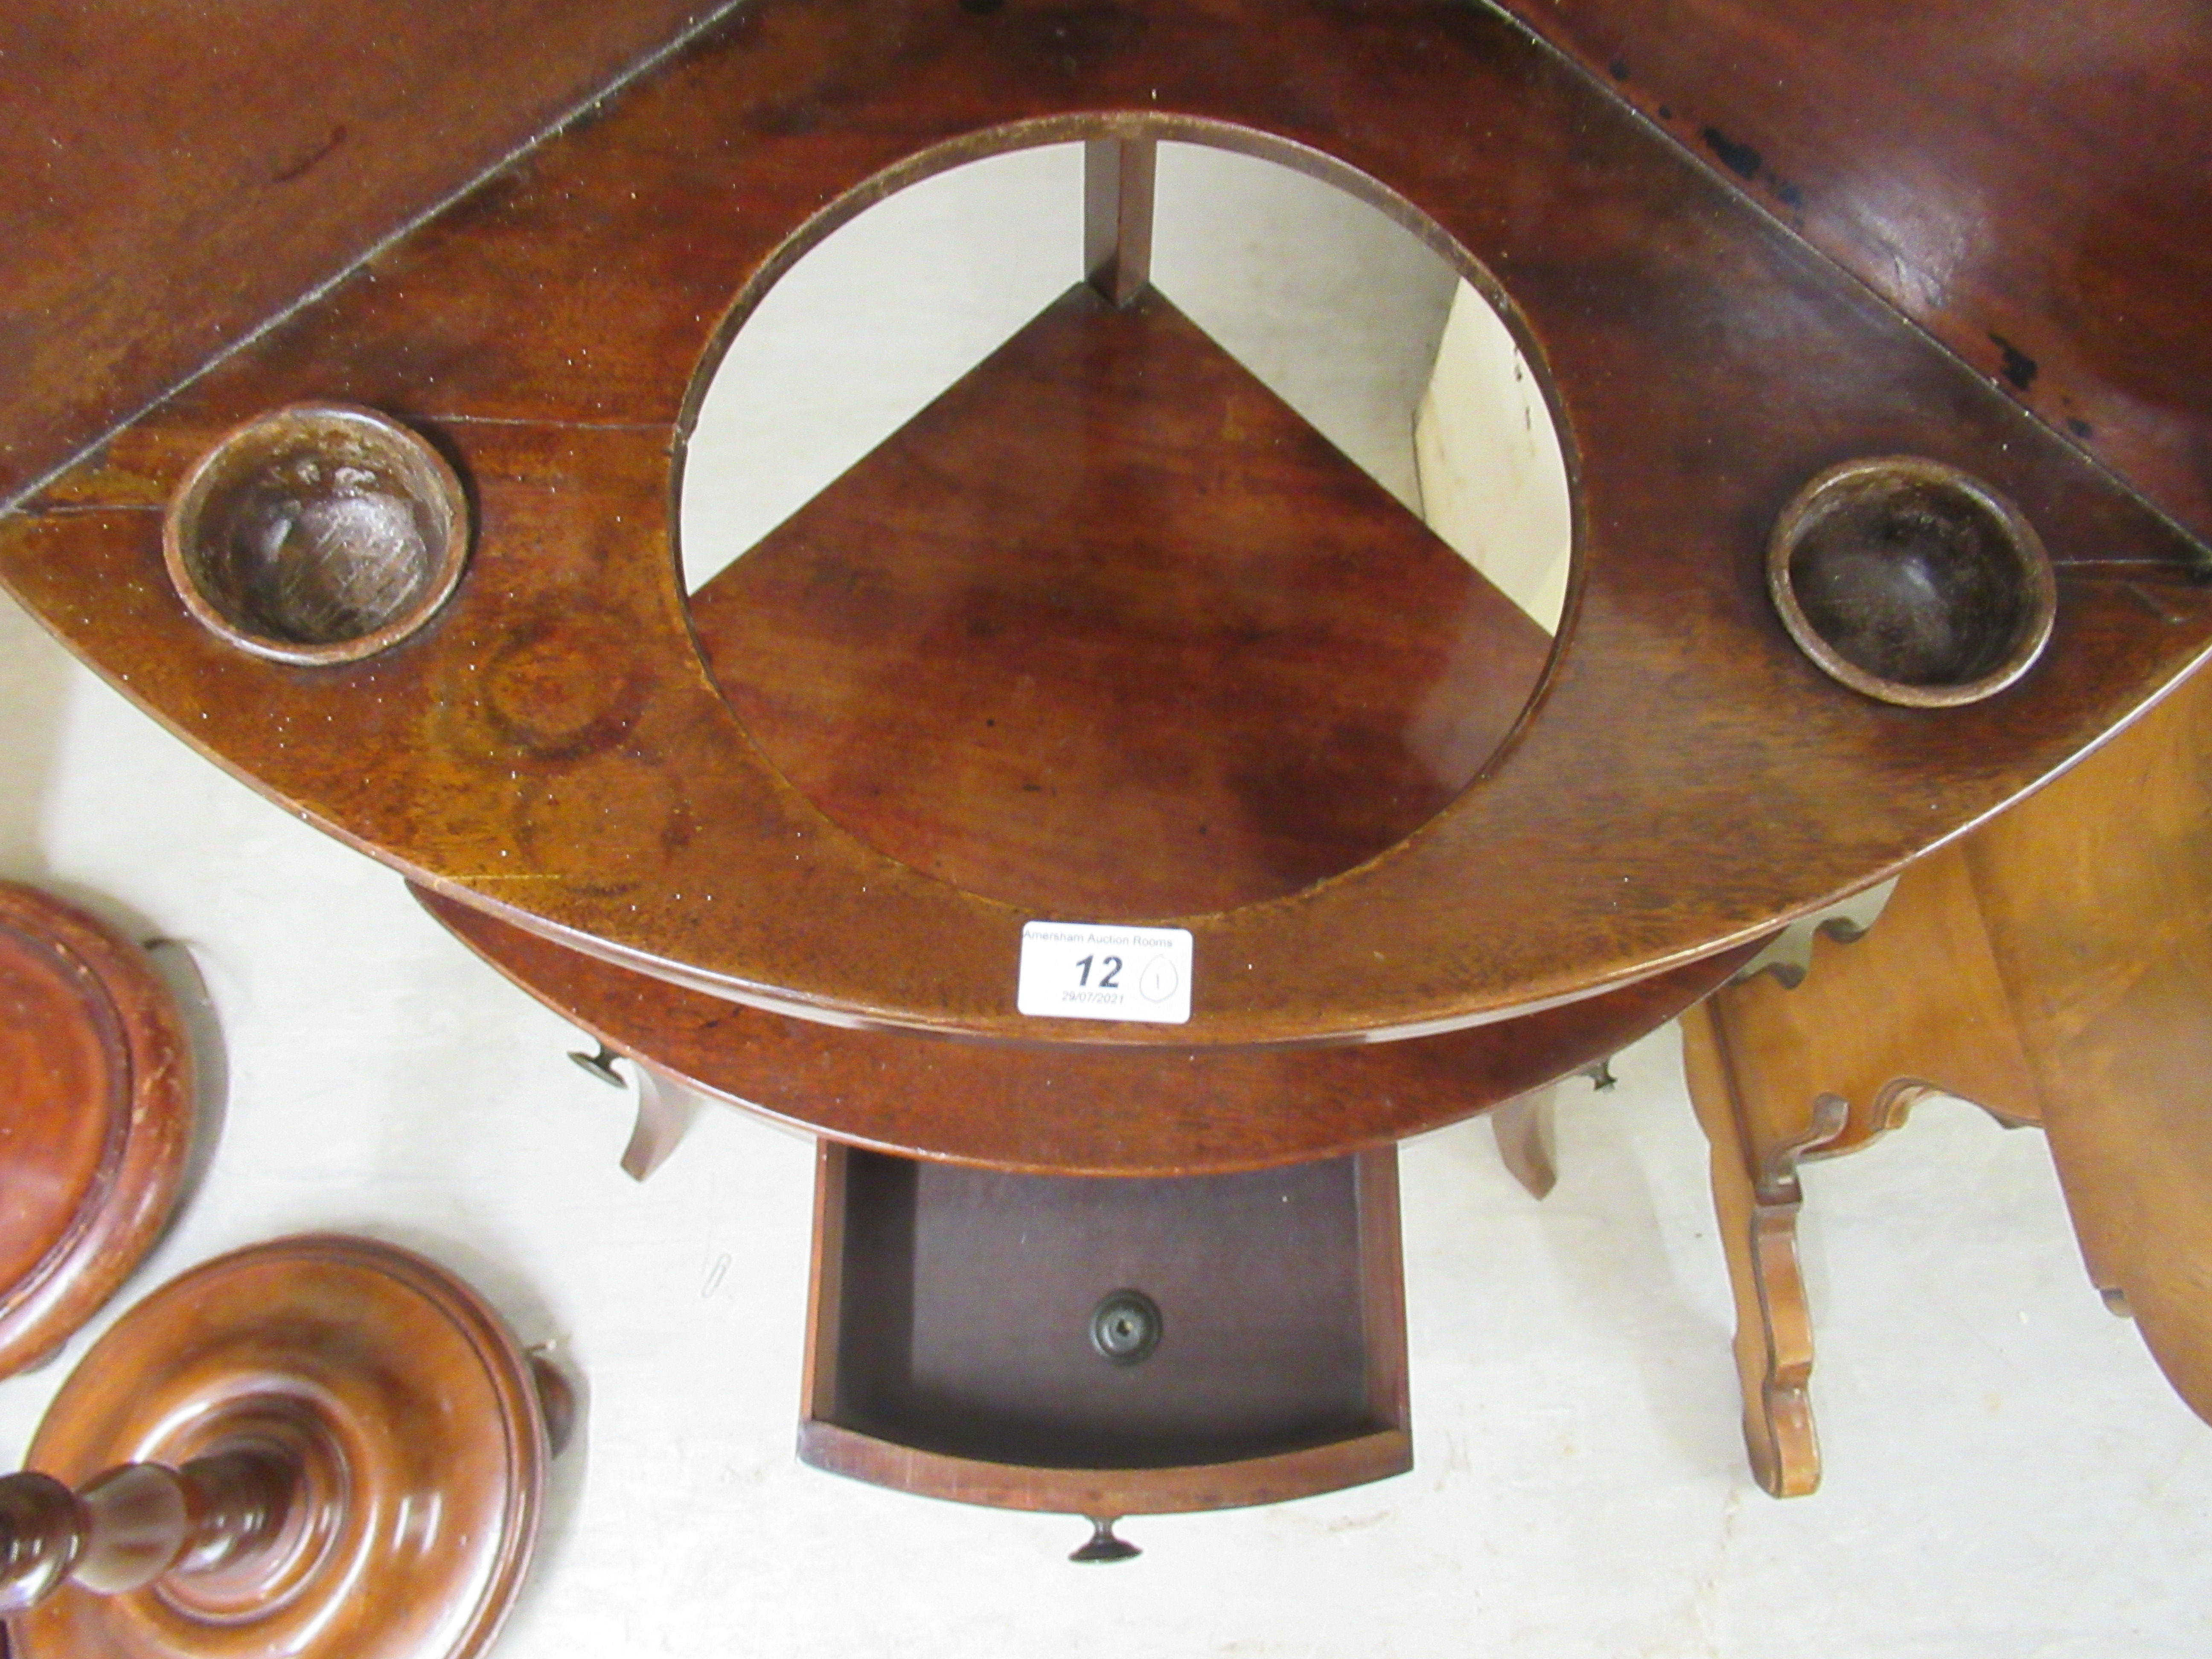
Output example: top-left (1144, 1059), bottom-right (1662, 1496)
top-left (1016, 922), bottom-right (1193, 1025)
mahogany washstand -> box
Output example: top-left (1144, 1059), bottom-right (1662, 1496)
top-left (3, 0), bottom-right (2210, 1548)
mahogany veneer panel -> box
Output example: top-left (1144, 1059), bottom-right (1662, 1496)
top-left (6, 0), bottom-right (2210, 1048)
top-left (693, 283), bottom-right (1551, 920)
top-left (802, 1144), bottom-right (1409, 1513)
top-left (1502, 0), bottom-right (2212, 544)
top-left (0, 0), bottom-right (728, 507)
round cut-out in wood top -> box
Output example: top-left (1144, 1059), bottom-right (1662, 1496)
top-left (693, 284), bottom-right (1556, 919)
top-left (13, 1234), bottom-right (548, 1659)
top-left (685, 137), bottom-right (1575, 921)
top-left (163, 403), bottom-right (470, 666)
top-left (19, 0), bottom-right (2208, 1047)
top-left (0, 884), bottom-right (194, 1377)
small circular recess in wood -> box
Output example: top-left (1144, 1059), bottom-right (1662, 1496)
top-left (1768, 455), bottom-right (2055, 707)
top-left (163, 404), bottom-right (470, 666)
top-left (0, 883), bottom-right (195, 1377)
top-left (9, 1234), bottom-right (550, 1659)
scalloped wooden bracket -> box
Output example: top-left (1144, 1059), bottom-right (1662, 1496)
top-left (1681, 844), bottom-right (2046, 1497)
top-left (1688, 659), bottom-right (2212, 1493)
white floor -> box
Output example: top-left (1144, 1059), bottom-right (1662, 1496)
top-left (3, 140), bottom-right (2210, 1657)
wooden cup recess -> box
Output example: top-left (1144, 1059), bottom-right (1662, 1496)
top-left (11, 0), bottom-right (2205, 1052)
top-left (163, 404), bottom-right (471, 667)
top-left (1767, 456), bottom-right (2056, 708)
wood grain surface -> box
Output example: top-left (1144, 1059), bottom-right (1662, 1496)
top-left (693, 283), bottom-right (1551, 920)
top-left (1965, 659), bottom-right (2212, 1427)
top-left (4, 0), bottom-right (2208, 1047)
top-left (1501, 0), bottom-right (2212, 544)
top-left (1687, 655), bottom-right (2212, 1488)
top-left (0, 0), bottom-right (729, 508)
top-left (419, 881), bottom-right (1757, 1173)
top-left (13, 1234), bottom-right (548, 1659)
top-left (0, 884), bottom-right (195, 1377)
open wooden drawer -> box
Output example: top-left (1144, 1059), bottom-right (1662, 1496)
top-left (800, 1144), bottom-right (1409, 1545)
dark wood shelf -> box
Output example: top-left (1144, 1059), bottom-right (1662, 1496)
top-left (419, 882), bottom-right (1756, 1173)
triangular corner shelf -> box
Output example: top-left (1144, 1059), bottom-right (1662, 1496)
top-left (689, 280), bottom-right (1552, 918)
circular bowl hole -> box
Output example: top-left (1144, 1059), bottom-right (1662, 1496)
top-left (164, 405), bottom-right (470, 665)
top-left (680, 135), bottom-right (1577, 920)
top-left (1767, 456), bottom-right (2054, 707)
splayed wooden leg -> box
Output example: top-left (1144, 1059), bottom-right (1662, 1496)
top-left (620, 1064), bottom-right (703, 1182)
top-left (1490, 1086), bottom-right (1559, 1200)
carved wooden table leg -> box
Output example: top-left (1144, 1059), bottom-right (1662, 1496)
top-left (0, 1235), bottom-right (556, 1659)
top-left (1681, 1003), bottom-right (1836, 1498)
top-left (1682, 845), bottom-right (2043, 1496)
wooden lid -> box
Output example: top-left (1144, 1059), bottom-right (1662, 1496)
top-left (14, 1234), bottom-right (548, 1659)
top-left (0, 884), bottom-right (194, 1376)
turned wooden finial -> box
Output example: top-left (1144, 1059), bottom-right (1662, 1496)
top-left (1069, 1516), bottom-right (1141, 1564)
top-left (0, 1449), bottom-right (294, 1618)
top-left (0, 1235), bottom-right (558, 1659)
